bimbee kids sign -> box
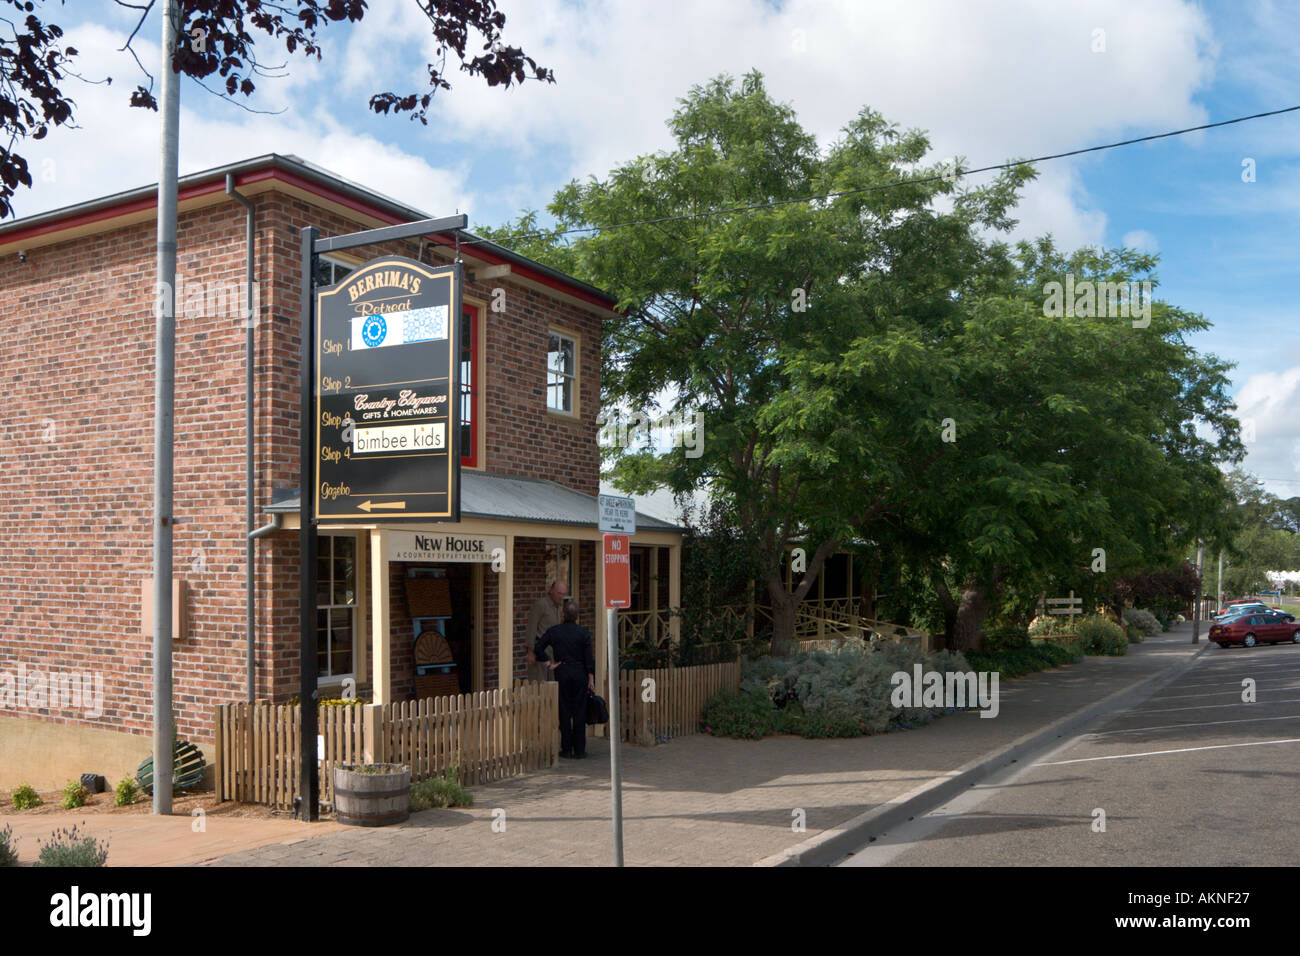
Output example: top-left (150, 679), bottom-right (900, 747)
top-left (314, 256), bottom-right (461, 522)
top-left (387, 531), bottom-right (506, 564)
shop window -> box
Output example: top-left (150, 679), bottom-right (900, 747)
top-left (546, 330), bottom-right (577, 414)
top-left (316, 534), bottom-right (357, 679)
top-left (460, 303), bottom-right (479, 467)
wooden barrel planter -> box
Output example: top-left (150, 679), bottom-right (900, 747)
top-left (332, 763), bottom-right (411, 827)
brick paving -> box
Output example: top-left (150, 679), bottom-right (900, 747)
top-left (1, 810), bottom-right (344, 866)
top-left (207, 627), bottom-right (1204, 867)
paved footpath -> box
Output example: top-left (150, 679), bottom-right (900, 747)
top-left (2, 809), bottom-right (344, 866)
top-left (207, 625), bottom-right (1206, 867)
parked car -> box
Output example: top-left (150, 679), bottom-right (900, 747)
top-left (1214, 602), bottom-right (1285, 621)
top-left (1209, 612), bottom-right (1300, 648)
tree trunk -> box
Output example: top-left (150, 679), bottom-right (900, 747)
top-left (949, 586), bottom-right (991, 652)
top-left (769, 589), bottom-right (797, 657)
top-left (764, 540), bottom-right (839, 656)
top-left (932, 571), bottom-right (958, 650)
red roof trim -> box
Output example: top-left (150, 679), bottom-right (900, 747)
top-left (1, 178), bottom-right (227, 247)
top-left (4, 161), bottom-right (616, 312)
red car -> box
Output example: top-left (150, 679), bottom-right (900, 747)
top-left (1209, 612), bottom-right (1300, 648)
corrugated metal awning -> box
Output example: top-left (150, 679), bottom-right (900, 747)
top-left (268, 470), bottom-right (682, 532)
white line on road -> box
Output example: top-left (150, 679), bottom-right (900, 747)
top-left (1086, 713), bottom-right (1300, 735)
top-left (1116, 696), bottom-right (1300, 716)
top-left (1036, 737), bottom-right (1300, 766)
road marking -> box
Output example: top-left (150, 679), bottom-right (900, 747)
top-left (1147, 686), bottom-right (1297, 701)
top-left (1155, 677), bottom-right (1300, 690)
top-left (1086, 713), bottom-right (1300, 735)
top-left (1113, 696), bottom-right (1300, 716)
top-left (1037, 737), bottom-right (1300, 766)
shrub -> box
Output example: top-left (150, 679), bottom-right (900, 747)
top-left (798, 710), bottom-right (878, 738)
top-left (1076, 615), bottom-right (1128, 656)
top-left (114, 777), bottom-right (141, 807)
top-left (36, 825), bottom-right (108, 867)
top-left (60, 781), bottom-right (90, 810)
top-left (10, 784), bottom-right (42, 810)
top-left (700, 687), bottom-right (781, 739)
top-left (967, 640), bottom-right (1082, 679)
top-left (1028, 615), bottom-right (1072, 636)
top-left (409, 766), bottom-right (472, 811)
top-left (981, 624), bottom-right (1031, 652)
top-left (1123, 608), bottom-right (1161, 638)
top-left (741, 640), bottom-right (970, 738)
top-left (0, 824), bottom-right (17, 867)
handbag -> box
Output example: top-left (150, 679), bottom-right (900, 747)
top-left (585, 689), bottom-right (609, 725)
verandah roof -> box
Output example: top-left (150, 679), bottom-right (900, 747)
top-left (268, 469), bottom-right (682, 532)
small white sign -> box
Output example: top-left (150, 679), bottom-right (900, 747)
top-left (598, 493), bottom-right (636, 534)
top-left (350, 305), bottom-right (448, 351)
top-left (316, 735), bottom-right (324, 760)
top-left (353, 422), bottom-right (445, 454)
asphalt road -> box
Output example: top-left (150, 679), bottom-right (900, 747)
top-left (841, 639), bottom-right (1300, 866)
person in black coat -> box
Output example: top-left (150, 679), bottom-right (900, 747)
top-left (535, 600), bottom-right (595, 759)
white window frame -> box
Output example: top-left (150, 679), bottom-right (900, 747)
top-left (546, 328), bottom-right (580, 418)
top-left (317, 532), bottom-right (359, 684)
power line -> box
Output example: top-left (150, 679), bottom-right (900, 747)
top-left (466, 103), bottom-right (1300, 250)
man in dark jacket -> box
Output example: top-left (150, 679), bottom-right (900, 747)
top-left (535, 600), bottom-right (596, 759)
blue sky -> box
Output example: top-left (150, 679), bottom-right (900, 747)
top-left (13, 0), bottom-right (1300, 499)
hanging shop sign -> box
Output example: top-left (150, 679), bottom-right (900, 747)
top-left (314, 256), bottom-right (461, 522)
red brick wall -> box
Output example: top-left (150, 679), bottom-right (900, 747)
top-left (0, 199), bottom-right (263, 745)
top-left (0, 183), bottom-right (608, 747)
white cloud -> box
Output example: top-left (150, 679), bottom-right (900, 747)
top-left (410, 0), bottom-right (1215, 244)
top-left (1122, 229), bottom-right (1159, 252)
top-left (9, 22), bottom-right (472, 220)
top-left (1234, 365), bottom-right (1300, 497)
top-left (11, 0), bottom-right (1217, 254)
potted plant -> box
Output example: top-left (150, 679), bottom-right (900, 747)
top-left (332, 763), bottom-right (411, 827)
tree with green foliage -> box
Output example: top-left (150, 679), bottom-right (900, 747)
top-left (485, 71), bottom-right (1031, 653)
top-left (902, 240), bottom-right (1242, 648)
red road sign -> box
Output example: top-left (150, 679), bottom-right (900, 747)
top-left (603, 533), bottom-right (631, 608)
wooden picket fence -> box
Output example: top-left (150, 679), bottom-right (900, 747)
top-left (214, 681), bottom-right (559, 810)
top-left (616, 659), bottom-right (741, 746)
top-left (379, 682), bottom-right (559, 786)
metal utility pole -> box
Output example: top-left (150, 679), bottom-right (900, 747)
top-left (606, 605), bottom-right (623, 867)
top-left (1192, 540), bottom-right (1205, 644)
top-left (1217, 550), bottom-right (1224, 612)
top-left (152, 0), bottom-right (181, 815)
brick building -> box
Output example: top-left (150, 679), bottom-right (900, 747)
top-left (0, 154), bottom-right (682, 789)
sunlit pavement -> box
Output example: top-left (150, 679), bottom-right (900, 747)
top-left (842, 638), bottom-right (1300, 866)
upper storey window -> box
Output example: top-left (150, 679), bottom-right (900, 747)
top-left (546, 330), bottom-right (578, 416)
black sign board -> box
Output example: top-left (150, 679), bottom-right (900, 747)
top-left (314, 255), bottom-right (461, 522)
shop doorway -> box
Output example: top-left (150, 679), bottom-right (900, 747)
top-left (405, 564), bottom-right (476, 695)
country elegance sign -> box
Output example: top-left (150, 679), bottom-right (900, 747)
top-left (315, 256), bottom-right (461, 522)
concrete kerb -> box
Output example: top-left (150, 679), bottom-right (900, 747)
top-left (755, 640), bottom-right (1213, 868)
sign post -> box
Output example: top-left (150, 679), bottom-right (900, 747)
top-left (298, 215), bottom-right (466, 822)
top-left (600, 497), bottom-right (634, 867)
